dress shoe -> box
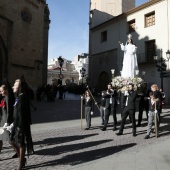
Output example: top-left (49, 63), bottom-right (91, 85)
top-left (22, 158), bottom-right (27, 167)
top-left (144, 135), bottom-right (150, 139)
top-left (101, 127), bottom-right (106, 131)
top-left (116, 132), bottom-right (123, 136)
top-left (12, 153), bottom-right (18, 158)
top-left (113, 127), bottom-right (117, 131)
top-left (133, 133), bottom-right (137, 137)
top-left (85, 128), bottom-right (89, 130)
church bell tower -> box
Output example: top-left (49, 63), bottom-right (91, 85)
top-left (89, 0), bottom-right (135, 28)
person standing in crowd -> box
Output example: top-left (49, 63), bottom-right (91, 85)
top-left (151, 84), bottom-right (162, 125)
top-left (137, 82), bottom-right (150, 127)
top-left (101, 83), bottom-right (118, 131)
top-left (116, 83), bottom-right (137, 137)
top-left (0, 81), bottom-right (16, 156)
top-left (98, 91), bottom-right (106, 125)
top-left (10, 78), bottom-right (34, 170)
top-left (83, 90), bottom-right (94, 130)
top-left (144, 91), bottom-right (159, 139)
top-left (159, 88), bottom-right (165, 109)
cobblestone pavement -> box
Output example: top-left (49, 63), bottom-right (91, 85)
top-left (0, 94), bottom-right (170, 170)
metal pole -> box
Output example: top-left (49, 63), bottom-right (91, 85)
top-left (80, 96), bottom-right (83, 129)
top-left (161, 57), bottom-right (163, 90)
top-left (87, 86), bottom-right (100, 111)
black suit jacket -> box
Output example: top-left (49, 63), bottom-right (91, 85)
top-left (104, 89), bottom-right (117, 109)
top-left (122, 90), bottom-right (137, 110)
top-left (153, 90), bottom-right (162, 109)
top-left (137, 88), bottom-right (150, 109)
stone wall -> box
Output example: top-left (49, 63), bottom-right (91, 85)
top-left (0, 0), bottom-right (50, 89)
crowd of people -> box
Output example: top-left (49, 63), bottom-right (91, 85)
top-left (0, 76), bottom-right (166, 169)
top-left (82, 82), bottom-right (165, 139)
top-left (36, 84), bottom-right (66, 102)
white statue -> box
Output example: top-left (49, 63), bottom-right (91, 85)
top-left (119, 34), bottom-right (138, 78)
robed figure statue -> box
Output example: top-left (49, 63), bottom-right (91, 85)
top-left (119, 34), bottom-right (138, 78)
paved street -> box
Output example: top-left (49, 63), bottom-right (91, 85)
top-left (0, 92), bottom-right (170, 170)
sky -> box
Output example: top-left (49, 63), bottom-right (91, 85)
top-left (47, 0), bottom-right (148, 62)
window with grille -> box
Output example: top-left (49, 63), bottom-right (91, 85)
top-left (128, 19), bottom-right (135, 33)
top-left (145, 11), bottom-right (155, 27)
top-left (101, 31), bottom-right (107, 42)
top-left (145, 40), bottom-right (156, 62)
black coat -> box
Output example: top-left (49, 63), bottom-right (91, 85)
top-left (122, 90), bottom-right (137, 110)
top-left (12, 92), bottom-right (34, 155)
top-left (153, 90), bottom-right (162, 109)
top-left (104, 89), bottom-right (117, 109)
top-left (137, 89), bottom-right (151, 108)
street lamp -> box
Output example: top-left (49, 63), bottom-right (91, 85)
top-left (166, 50), bottom-right (170, 70)
top-left (135, 70), bottom-right (139, 77)
top-left (111, 69), bottom-right (115, 79)
top-left (142, 71), bottom-right (146, 80)
top-left (80, 67), bottom-right (86, 84)
top-left (58, 56), bottom-right (64, 85)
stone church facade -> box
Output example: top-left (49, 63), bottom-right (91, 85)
top-left (0, 0), bottom-right (50, 88)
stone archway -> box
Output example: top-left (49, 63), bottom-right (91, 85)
top-left (0, 36), bottom-right (7, 82)
top-left (98, 71), bottom-right (110, 92)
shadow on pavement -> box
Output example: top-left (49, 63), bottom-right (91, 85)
top-left (33, 133), bottom-right (99, 146)
top-left (25, 143), bottom-right (136, 169)
top-left (35, 139), bottom-right (113, 156)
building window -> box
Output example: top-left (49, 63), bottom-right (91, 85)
top-left (101, 31), bottom-right (107, 42)
top-left (145, 40), bottom-right (156, 62)
top-left (145, 11), bottom-right (155, 27)
top-left (128, 19), bottom-right (135, 33)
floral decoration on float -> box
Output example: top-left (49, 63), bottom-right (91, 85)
top-left (111, 76), bottom-right (144, 92)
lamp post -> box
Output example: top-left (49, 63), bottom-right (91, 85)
top-left (111, 69), bottom-right (115, 78)
top-left (142, 71), bottom-right (146, 81)
top-left (58, 56), bottom-right (64, 85)
top-left (166, 50), bottom-right (170, 70)
top-left (135, 70), bottom-right (139, 77)
top-left (80, 67), bottom-right (86, 84)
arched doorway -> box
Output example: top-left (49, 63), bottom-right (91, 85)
top-left (98, 71), bottom-right (110, 91)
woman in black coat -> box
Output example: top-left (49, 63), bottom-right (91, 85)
top-left (10, 78), bottom-right (34, 170)
top-left (83, 90), bottom-right (94, 130)
top-left (0, 80), bottom-right (15, 153)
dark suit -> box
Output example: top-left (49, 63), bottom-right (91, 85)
top-left (153, 90), bottom-right (162, 124)
top-left (137, 88), bottom-right (150, 125)
top-left (84, 97), bottom-right (94, 129)
top-left (118, 90), bottom-right (137, 135)
top-left (103, 89), bottom-right (117, 128)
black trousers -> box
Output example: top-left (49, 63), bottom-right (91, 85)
top-left (119, 107), bottom-right (136, 134)
top-left (104, 104), bottom-right (117, 127)
top-left (138, 105), bottom-right (149, 125)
